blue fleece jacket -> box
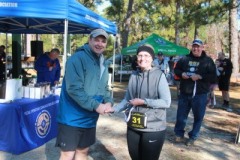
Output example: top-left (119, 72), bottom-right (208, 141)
top-left (34, 53), bottom-right (61, 86)
top-left (57, 44), bottom-right (113, 128)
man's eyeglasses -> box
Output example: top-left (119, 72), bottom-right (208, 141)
top-left (137, 54), bottom-right (151, 59)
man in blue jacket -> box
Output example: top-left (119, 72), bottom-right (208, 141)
top-left (174, 39), bottom-right (217, 146)
top-left (34, 48), bottom-right (61, 87)
top-left (56, 28), bottom-right (113, 160)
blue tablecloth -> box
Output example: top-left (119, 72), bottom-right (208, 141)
top-left (0, 95), bottom-right (59, 154)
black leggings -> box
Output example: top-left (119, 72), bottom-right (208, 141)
top-left (127, 127), bottom-right (166, 160)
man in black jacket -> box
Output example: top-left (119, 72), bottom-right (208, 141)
top-left (174, 39), bottom-right (217, 146)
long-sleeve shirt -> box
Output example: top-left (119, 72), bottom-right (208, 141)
top-left (34, 53), bottom-right (61, 86)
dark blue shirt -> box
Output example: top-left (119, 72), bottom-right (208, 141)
top-left (34, 53), bottom-right (61, 86)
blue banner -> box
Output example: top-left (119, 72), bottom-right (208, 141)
top-left (0, 95), bottom-right (59, 154)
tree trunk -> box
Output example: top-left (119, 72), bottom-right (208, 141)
top-left (194, 25), bottom-right (199, 39)
top-left (122, 0), bottom-right (134, 48)
top-left (52, 35), bottom-right (56, 48)
top-left (175, 0), bottom-right (181, 45)
top-left (229, 0), bottom-right (239, 77)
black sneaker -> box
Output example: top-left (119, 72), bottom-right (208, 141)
top-left (221, 104), bottom-right (227, 108)
top-left (185, 138), bottom-right (195, 146)
top-left (224, 104), bottom-right (233, 112)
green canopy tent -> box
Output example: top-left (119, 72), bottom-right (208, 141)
top-left (118, 34), bottom-right (189, 82)
top-left (121, 33), bottom-right (189, 56)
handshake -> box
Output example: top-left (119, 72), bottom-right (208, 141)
top-left (95, 102), bottom-right (115, 115)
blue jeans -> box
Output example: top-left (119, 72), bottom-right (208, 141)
top-left (174, 93), bottom-right (207, 140)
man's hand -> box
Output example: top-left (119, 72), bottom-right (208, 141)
top-left (49, 66), bottom-right (53, 71)
top-left (95, 104), bottom-right (106, 115)
top-left (104, 103), bottom-right (114, 113)
top-left (182, 72), bottom-right (190, 79)
top-left (96, 103), bottom-right (113, 115)
top-left (191, 74), bottom-right (202, 81)
top-left (218, 67), bottom-right (223, 71)
top-left (104, 102), bottom-right (113, 113)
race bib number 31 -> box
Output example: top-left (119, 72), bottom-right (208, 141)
top-left (127, 112), bottom-right (147, 129)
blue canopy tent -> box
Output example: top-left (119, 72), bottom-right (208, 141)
top-left (0, 0), bottom-right (117, 74)
top-left (0, 0), bottom-right (117, 154)
top-left (0, 0), bottom-right (117, 34)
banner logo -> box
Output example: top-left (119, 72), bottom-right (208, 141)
top-left (35, 110), bottom-right (51, 138)
top-left (0, 2), bottom-right (18, 7)
top-left (85, 15), bottom-right (109, 28)
top-left (155, 38), bottom-right (167, 45)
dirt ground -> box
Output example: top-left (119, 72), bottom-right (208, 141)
top-left (1, 81), bottom-right (240, 160)
top-left (102, 81), bottom-right (240, 160)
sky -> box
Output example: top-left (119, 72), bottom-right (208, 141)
top-left (96, 0), bottom-right (110, 13)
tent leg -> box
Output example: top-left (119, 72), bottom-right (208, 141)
top-left (62, 19), bottom-right (68, 76)
top-left (111, 36), bottom-right (116, 98)
top-left (120, 54), bottom-right (123, 83)
top-left (5, 33), bottom-right (8, 80)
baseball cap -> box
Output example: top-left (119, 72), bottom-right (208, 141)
top-left (90, 28), bottom-right (108, 39)
top-left (157, 51), bottom-right (163, 56)
top-left (192, 39), bottom-right (203, 46)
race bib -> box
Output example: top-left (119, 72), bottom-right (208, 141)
top-left (127, 111), bottom-right (147, 129)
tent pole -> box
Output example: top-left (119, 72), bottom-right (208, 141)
top-left (120, 54), bottom-right (123, 83)
top-left (63, 19), bottom-right (69, 77)
top-left (5, 33), bottom-right (8, 80)
top-left (111, 35), bottom-right (116, 98)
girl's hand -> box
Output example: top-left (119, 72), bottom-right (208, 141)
top-left (129, 98), bottom-right (145, 106)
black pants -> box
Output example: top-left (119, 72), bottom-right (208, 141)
top-left (127, 127), bottom-right (166, 160)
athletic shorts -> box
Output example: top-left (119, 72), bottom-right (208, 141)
top-left (218, 77), bottom-right (230, 91)
top-left (55, 123), bottom-right (96, 151)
